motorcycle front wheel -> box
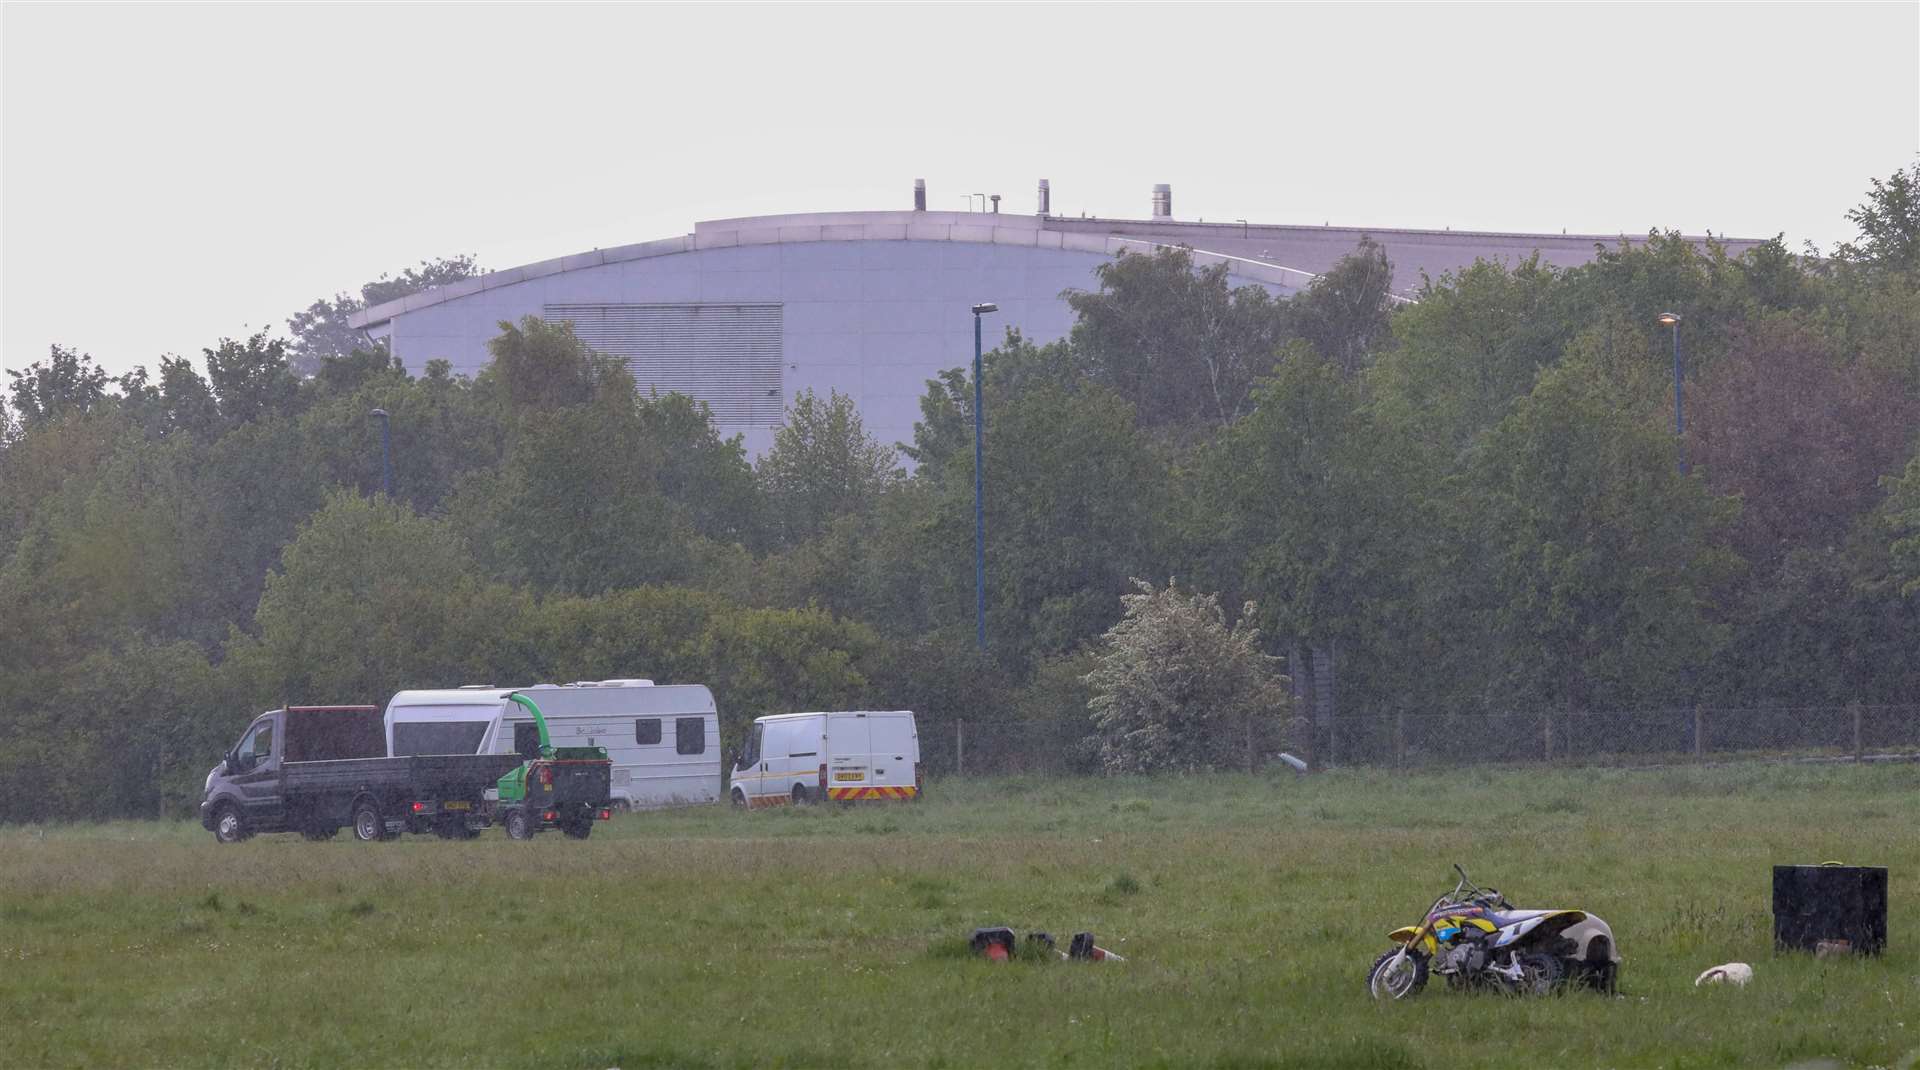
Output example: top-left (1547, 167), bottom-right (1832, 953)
top-left (1367, 948), bottom-right (1429, 1000)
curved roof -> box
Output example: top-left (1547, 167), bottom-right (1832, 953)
top-left (350, 208), bottom-right (1763, 329)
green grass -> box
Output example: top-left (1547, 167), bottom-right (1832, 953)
top-left (5, 763), bottom-right (1920, 1068)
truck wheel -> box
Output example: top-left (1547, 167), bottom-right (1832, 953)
top-left (351, 800), bottom-right (387, 842)
top-left (433, 818), bottom-right (475, 840)
top-left (505, 808), bottom-right (535, 840)
top-left (211, 803), bottom-right (250, 844)
top-left (300, 826), bottom-right (339, 841)
top-left (561, 818), bottom-right (592, 840)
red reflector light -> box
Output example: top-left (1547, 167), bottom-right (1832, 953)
top-left (543, 811), bottom-right (557, 821)
top-left (597, 809), bottom-right (612, 821)
top-left (539, 766), bottom-right (552, 786)
top-left (410, 801), bottom-right (424, 813)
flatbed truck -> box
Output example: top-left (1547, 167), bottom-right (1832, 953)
top-left (200, 703), bottom-right (611, 842)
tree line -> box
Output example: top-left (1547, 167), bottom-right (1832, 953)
top-left (3, 163), bottom-right (1917, 819)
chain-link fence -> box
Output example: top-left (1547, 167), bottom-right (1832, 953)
top-left (921, 705), bottom-right (1920, 777)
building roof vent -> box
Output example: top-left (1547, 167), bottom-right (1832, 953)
top-left (1152, 183), bottom-right (1172, 220)
top-left (913, 178), bottom-right (926, 212)
top-left (1037, 179), bottom-right (1050, 215)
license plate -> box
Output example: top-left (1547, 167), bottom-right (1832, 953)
top-left (834, 771), bottom-right (865, 782)
top-left (443, 800), bottom-right (471, 811)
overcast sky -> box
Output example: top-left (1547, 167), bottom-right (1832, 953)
top-left (3, 2), bottom-right (1916, 378)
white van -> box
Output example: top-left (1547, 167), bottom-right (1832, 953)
top-left (728, 711), bottom-right (920, 808)
top-left (385, 681), bottom-right (721, 810)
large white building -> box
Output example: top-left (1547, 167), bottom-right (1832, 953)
top-left (351, 182), bottom-right (1760, 456)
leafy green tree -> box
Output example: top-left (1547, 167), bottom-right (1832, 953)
top-left (153, 355), bottom-right (223, 439)
top-left (1834, 159), bottom-right (1920, 273)
top-left (901, 372), bottom-right (1174, 664)
top-left (6, 344), bottom-right (111, 428)
top-left (1691, 318), bottom-right (1917, 565)
top-left (449, 395), bottom-right (697, 595)
top-left (286, 254), bottom-right (482, 374)
top-left (479, 315), bottom-right (630, 412)
top-left (205, 332), bottom-right (302, 427)
top-left (1085, 579), bottom-right (1289, 774)
top-left (240, 490), bottom-right (484, 704)
top-left (1882, 450), bottom-right (1920, 597)
top-left (1371, 255), bottom-right (1574, 454)
top-left (1066, 247), bottom-right (1291, 429)
top-left (1292, 236), bottom-right (1398, 376)
top-left (757, 389), bottom-right (901, 547)
top-left (1464, 355), bottom-right (1740, 711)
top-left (1200, 347), bottom-right (1429, 647)
top-left (637, 390), bottom-right (761, 547)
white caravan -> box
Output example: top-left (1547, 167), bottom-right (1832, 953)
top-left (728, 711), bottom-right (920, 808)
top-left (385, 681), bottom-right (721, 810)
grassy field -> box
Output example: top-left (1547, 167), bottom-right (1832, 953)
top-left (4, 763), bottom-right (1918, 1069)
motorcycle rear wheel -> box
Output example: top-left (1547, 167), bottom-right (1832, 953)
top-left (1509, 951), bottom-right (1564, 996)
top-left (1367, 948), bottom-right (1429, 1000)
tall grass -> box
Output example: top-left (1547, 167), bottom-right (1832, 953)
top-left (4, 763), bottom-right (1918, 1068)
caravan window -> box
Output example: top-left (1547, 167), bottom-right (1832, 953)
top-left (676, 717), bottom-right (706, 755)
top-left (635, 718), bottom-right (662, 745)
top-left (392, 720), bottom-right (488, 756)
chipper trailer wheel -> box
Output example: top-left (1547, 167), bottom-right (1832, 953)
top-left (505, 808), bottom-right (536, 841)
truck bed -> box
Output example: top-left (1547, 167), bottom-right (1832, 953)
top-left (284, 753), bottom-right (523, 796)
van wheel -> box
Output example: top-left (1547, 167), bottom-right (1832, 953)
top-left (792, 784), bottom-right (813, 806)
top-left (212, 803), bottom-right (250, 844)
top-left (730, 789), bottom-right (747, 809)
top-left (351, 800), bottom-right (387, 842)
top-left (505, 809), bottom-right (536, 840)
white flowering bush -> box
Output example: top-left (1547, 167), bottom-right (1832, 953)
top-left (1084, 579), bottom-right (1290, 774)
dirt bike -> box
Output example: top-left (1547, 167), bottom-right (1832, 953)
top-left (1366, 864), bottom-right (1620, 999)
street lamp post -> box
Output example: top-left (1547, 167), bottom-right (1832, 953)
top-left (1657, 313), bottom-right (1686, 474)
top-left (970, 302), bottom-right (998, 651)
top-left (369, 408), bottom-right (393, 497)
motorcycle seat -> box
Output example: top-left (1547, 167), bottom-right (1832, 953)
top-left (1482, 908), bottom-right (1574, 928)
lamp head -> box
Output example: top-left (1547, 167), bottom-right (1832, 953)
top-left (971, 302), bottom-right (999, 315)
top-left (369, 408), bottom-right (390, 419)
top-left (1656, 312), bottom-right (1681, 327)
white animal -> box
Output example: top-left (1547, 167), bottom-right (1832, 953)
top-left (1694, 962), bottom-right (1753, 986)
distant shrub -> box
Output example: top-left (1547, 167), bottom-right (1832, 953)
top-left (1085, 579), bottom-right (1289, 774)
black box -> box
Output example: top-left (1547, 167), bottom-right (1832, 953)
top-left (1772, 865), bottom-right (1887, 955)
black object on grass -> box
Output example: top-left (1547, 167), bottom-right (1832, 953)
top-left (1772, 864), bottom-right (1887, 955)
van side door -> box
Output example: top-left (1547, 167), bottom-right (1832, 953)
top-left (230, 713), bottom-right (286, 829)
